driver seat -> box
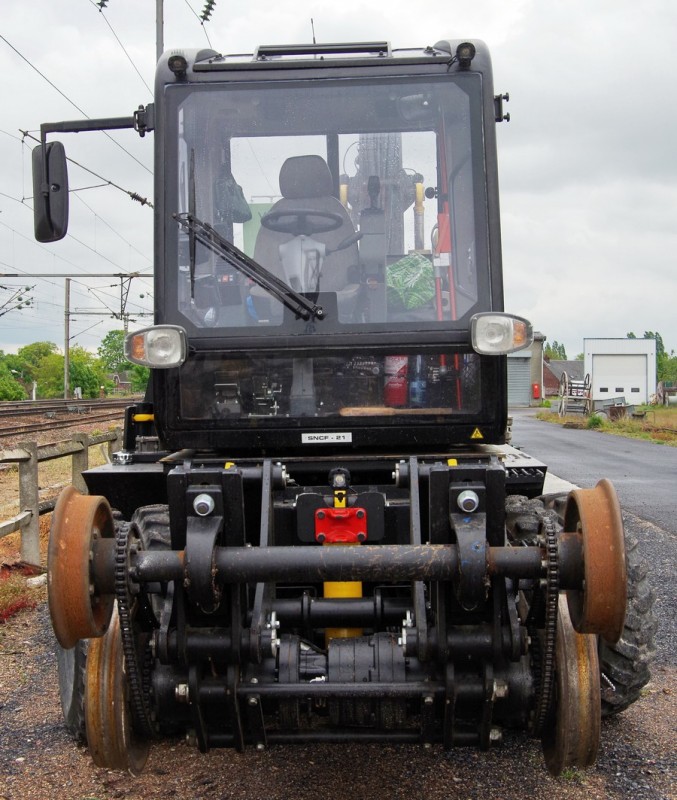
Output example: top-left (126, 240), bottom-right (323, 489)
top-left (253, 155), bottom-right (359, 294)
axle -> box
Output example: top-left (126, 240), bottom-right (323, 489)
top-left (125, 542), bottom-right (557, 585)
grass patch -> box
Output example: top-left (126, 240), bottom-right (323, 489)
top-left (559, 767), bottom-right (585, 783)
top-left (537, 406), bottom-right (677, 446)
top-left (0, 566), bottom-right (42, 623)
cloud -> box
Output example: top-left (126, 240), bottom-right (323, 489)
top-left (0, 0), bottom-right (675, 361)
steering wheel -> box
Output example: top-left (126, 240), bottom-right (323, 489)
top-left (260, 208), bottom-right (344, 237)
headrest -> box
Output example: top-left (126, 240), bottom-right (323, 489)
top-left (279, 155), bottom-right (333, 199)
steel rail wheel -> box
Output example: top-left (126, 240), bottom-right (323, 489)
top-left (85, 605), bottom-right (150, 774)
top-left (542, 596), bottom-right (601, 775)
top-left (564, 479), bottom-right (627, 643)
top-left (48, 486), bottom-right (115, 649)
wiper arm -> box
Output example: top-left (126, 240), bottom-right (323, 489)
top-left (174, 212), bottom-right (325, 322)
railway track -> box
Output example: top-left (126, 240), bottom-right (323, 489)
top-left (0, 411), bottom-right (126, 440)
top-left (0, 399), bottom-right (131, 442)
top-left (0, 398), bottom-right (136, 419)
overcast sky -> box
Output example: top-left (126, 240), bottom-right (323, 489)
top-left (1, 0), bottom-right (675, 360)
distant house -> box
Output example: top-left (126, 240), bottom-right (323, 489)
top-left (110, 371), bottom-right (132, 394)
top-left (543, 359), bottom-right (585, 397)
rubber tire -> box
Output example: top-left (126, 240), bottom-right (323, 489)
top-left (56, 638), bottom-right (88, 742)
top-left (598, 529), bottom-right (656, 716)
top-left (131, 505), bottom-right (171, 617)
top-left (132, 504), bottom-right (171, 552)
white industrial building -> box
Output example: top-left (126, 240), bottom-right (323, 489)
top-left (583, 338), bottom-right (656, 406)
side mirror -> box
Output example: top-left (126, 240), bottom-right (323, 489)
top-left (32, 141), bottom-right (69, 242)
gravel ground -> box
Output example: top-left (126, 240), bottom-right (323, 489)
top-left (0, 515), bottom-right (674, 799)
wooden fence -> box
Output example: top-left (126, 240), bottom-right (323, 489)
top-left (0, 429), bottom-right (123, 566)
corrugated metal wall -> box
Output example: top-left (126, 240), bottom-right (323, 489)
top-left (507, 356), bottom-right (531, 406)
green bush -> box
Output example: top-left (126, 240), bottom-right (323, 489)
top-left (0, 364), bottom-right (27, 400)
top-left (587, 414), bottom-right (605, 429)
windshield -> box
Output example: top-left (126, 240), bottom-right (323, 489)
top-left (167, 74), bottom-right (488, 335)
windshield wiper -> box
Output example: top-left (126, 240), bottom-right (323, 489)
top-left (174, 212), bottom-right (325, 322)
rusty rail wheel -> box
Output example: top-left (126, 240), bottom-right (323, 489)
top-left (564, 479), bottom-right (627, 643)
top-left (85, 605), bottom-right (150, 774)
top-left (48, 486), bottom-right (115, 649)
top-left (542, 596), bottom-right (601, 775)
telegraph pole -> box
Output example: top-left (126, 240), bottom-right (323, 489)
top-left (64, 279), bottom-right (71, 399)
top-left (156, 0), bottom-right (164, 61)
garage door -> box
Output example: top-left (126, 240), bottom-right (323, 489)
top-left (507, 356), bottom-right (531, 406)
top-left (592, 354), bottom-right (647, 403)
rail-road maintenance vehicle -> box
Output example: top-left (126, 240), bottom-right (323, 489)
top-left (33, 38), bottom-right (654, 776)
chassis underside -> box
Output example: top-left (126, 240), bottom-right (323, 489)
top-left (47, 446), bottom-right (632, 776)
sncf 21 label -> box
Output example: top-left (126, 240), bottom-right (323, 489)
top-left (301, 432), bottom-right (353, 444)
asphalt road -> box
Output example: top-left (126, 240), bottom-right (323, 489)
top-left (510, 409), bottom-right (677, 535)
top-left (510, 408), bottom-right (676, 672)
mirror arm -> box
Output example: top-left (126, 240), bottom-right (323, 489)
top-left (39, 112), bottom-right (146, 140)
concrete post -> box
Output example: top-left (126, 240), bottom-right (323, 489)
top-left (71, 433), bottom-right (89, 494)
top-left (108, 427), bottom-right (124, 460)
top-left (18, 441), bottom-right (40, 566)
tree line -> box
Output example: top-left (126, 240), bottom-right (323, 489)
top-left (0, 330), bottom-right (149, 401)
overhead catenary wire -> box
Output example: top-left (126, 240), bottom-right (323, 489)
top-left (88, 0), bottom-right (154, 97)
top-left (72, 194), bottom-right (152, 265)
top-left (1, 167), bottom-right (152, 271)
top-left (186, 0), bottom-right (215, 48)
top-left (0, 215), bottom-right (152, 278)
top-left (20, 129), bottom-right (152, 208)
top-left (0, 33), bottom-right (152, 175)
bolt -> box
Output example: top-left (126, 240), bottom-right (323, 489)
top-left (256, 742), bottom-right (266, 751)
top-left (423, 742), bottom-right (432, 750)
top-left (492, 680), bottom-right (509, 700)
top-left (317, 510), bottom-right (326, 520)
top-left (423, 695), bottom-right (434, 706)
top-left (356, 509), bottom-right (365, 519)
top-left (357, 532), bottom-right (366, 543)
top-left (457, 489), bottom-right (480, 513)
top-left (317, 532), bottom-right (326, 543)
top-left (175, 683), bottom-right (190, 703)
top-left (489, 727), bottom-right (503, 743)
top-left (248, 696), bottom-right (258, 706)
top-left (250, 677), bottom-right (259, 684)
top-left (193, 492), bottom-right (215, 516)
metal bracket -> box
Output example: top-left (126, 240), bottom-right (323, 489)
top-left (451, 513), bottom-right (489, 610)
top-left (184, 514), bottom-right (223, 612)
top-left (133, 104), bottom-right (155, 137)
top-left (494, 92), bottom-right (510, 122)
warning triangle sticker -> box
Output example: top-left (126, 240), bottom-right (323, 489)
top-left (470, 427), bottom-right (484, 440)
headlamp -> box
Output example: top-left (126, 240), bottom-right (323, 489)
top-left (124, 325), bottom-right (187, 368)
top-left (470, 313), bottom-right (533, 355)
